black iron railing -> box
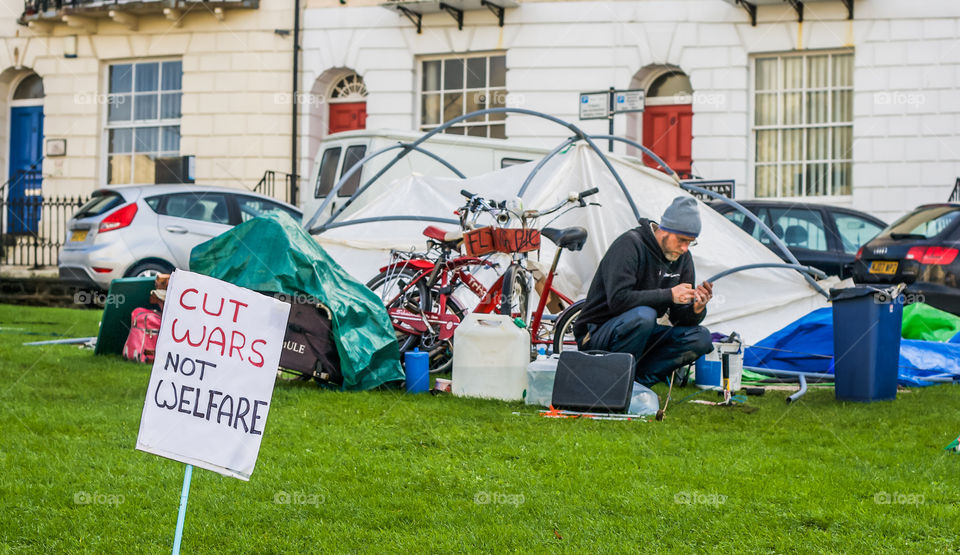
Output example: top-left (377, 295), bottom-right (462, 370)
top-left (950, 177), bottom-right (959, 203)
top-left (254, 170), bottom-right (299, 205)
top-left (1, 195), bottom-right (86, 267)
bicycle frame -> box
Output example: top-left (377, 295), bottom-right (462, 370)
top-left (528, 247), bottom-right (576, 346)
top-left (378, 254), bottom-right (500, 341)
top-left (374, 188), bottom-right (597, 357)
top-left (385, 252), bottom-right (573, 348)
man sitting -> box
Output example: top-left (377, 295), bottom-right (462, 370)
top-left (573, 196), bottom-right (714, 385)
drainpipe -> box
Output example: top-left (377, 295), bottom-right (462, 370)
top-left (290, 0), bottom-right (301, 204)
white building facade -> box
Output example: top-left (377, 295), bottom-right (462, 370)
top-left (300, 0), bottom-right (960, 222)
top-left (2, 0), bottom-right (298, 202)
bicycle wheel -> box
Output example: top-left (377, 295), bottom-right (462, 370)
top-left (366, 267), bottom-right (430, 353)
top-left (552, 299), bottom-right (585, 354)
top-left (499, 263), bottom-right (530, 323)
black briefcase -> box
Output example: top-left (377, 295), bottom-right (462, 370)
top-left (551, 350), bottom-right (635, 412)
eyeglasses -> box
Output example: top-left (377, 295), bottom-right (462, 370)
top-left (675, 236), bottom-right (698, 247)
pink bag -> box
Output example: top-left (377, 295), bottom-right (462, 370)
top-left (123, 308), bottom-right (162, 363)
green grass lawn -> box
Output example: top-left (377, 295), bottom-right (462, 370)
top-left (1, 303), bottom-right (959, 553)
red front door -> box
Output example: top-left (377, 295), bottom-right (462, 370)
top-left (328, 102), bottom-right (367, 135)
top-left (642, 104), bottom-right (693, 178)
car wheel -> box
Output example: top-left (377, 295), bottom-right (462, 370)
top-left (127, 260), bottom-right (175, 278)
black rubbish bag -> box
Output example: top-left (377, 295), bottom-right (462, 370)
top-left (279, 300), bottom-right (343, 386)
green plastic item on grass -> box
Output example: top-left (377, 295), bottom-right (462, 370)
top-left (741, 367), bottom-right (770, 383)
top-left (93, 276), bottom-right (156, 356)
top-left (188, 213), bottom-right (404, 391)
top-left (945, 435), bottom-right (960, 454)
top-left (901, 302), bottom-right (960, 342)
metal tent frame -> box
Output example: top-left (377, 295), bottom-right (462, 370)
top-left (304, 107), bottom-right (828, 296)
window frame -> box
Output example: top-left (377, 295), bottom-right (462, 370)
top-left (149, 192), bottom-right (232, 225)
top-left (338, 144), bottom-right (368, 197)
top-left (749, 49), bottom-right (854, 200)
top-left (313, 146), bottom-right (343, 199)
top-left (764, 205), bottom-right (830, 253)
top-left (416, 51), bottom-right (507, 139)
top-left (828, 208), bottom-right (885, 255)
top-left (101, 58), bottom-right (183, 186)
top-left (235, 194), bottom-right (302, 223)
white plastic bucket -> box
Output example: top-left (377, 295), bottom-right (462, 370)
top-left (695, 341), bottom-right (743, 392)
top-left (452, 313), bottom-right (530, 401)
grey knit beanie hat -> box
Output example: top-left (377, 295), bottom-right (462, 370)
top-left (659, 196), bottom-right (701, 238)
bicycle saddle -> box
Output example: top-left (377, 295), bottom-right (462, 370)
top-left (541, 227), bottom-right (588, 251)
top-left (422, 225), bottom-right (463, 245)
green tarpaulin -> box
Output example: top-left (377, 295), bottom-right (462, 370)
top-left (189, 213), bottom-right (404, 391)
top-left (901, 302), bottom-right (960, 343)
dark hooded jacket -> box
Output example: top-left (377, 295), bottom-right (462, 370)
top-left (573, 219), bottom-right (706, 339)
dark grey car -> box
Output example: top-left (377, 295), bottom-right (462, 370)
top-left (709, 200), bottom-right (886, 279)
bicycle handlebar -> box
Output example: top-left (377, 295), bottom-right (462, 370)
top-left (457, 187), bottom-right (601, 229)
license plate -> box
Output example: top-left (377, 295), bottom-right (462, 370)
top-left (70, 230), bottom-right (88, 242)
top-left (869, 260), bottom-right (898, 275)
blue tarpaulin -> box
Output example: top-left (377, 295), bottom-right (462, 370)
top-left (743, 307), bottom-right (960, 386)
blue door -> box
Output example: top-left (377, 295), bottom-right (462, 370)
top-left (8, 105), bottom-right (44, 234)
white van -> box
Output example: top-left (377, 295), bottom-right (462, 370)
top-left (302, 129), bottom-right (549, 231)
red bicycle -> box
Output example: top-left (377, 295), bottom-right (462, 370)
top-left (366, 188), bottom-right (598, 372)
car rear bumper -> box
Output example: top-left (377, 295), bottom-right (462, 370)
top-left (59, 243), bottom-right (130, 290)
top-left (58, 265), bottom-right (103, 290)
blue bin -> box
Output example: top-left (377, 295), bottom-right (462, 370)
top-left (830, 287), bottom-right (902, 402)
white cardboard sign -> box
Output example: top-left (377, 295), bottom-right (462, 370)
top-left (136, 270), bottom-right (291, 480)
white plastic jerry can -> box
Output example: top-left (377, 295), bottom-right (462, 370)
top-left (452, 313), bottom-right (530, 401)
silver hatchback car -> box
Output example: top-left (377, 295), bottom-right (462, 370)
top-left (59, 185), bottom-right (302, 290)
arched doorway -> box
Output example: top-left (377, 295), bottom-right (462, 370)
top-left (628, 66), bottom-right (694, 178)
top-left (327, 73), bottom-right (367, 135)
top-left (8, 73), bottom-right (44, 234)
top-left (306, 69), bottom-right (367, 184)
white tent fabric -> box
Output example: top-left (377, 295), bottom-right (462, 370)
top-left (312, 145), bottom-right (836, 344)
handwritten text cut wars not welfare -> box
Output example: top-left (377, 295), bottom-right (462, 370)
top-left (136, 270), bottom-right (291, 481)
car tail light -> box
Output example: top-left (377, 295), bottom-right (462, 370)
top-left (92, 267), bottom-right (113, 273)
top-left (905, 247), bottom-right (926, 261)
top-left (855, 247), bottom-right (863, 260)
top-left (98, 203), bottom-right (138, 233)
top-left (905, 246), bottom-right (959, 265)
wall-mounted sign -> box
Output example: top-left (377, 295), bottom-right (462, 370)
top-left (578, 92), bottom-right (609, 120)
top-left (46, 138), bottom-right (66, 157)
top-left (613, 89), bottom-right (645, 113)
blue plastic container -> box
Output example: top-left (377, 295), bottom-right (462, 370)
top-left (830, 287), bottom-right (903, 402)
top-left (695, 357), bottom-right (721, 390)
top-left (404, 348), bottom-right (429, 393)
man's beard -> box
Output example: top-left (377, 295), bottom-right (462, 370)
top-left (659, 236), bottom-right (680, 261)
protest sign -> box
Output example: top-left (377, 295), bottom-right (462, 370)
top-left (136, 270), bottom-right (291, 480)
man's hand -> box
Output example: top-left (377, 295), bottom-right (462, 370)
top-left (692, 281), bottom-right (713, 313)
top-left (671, 283), bottom-right (695, 304)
